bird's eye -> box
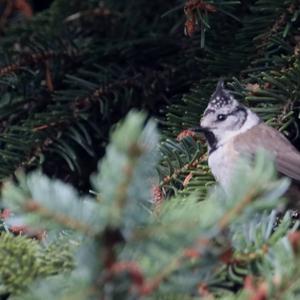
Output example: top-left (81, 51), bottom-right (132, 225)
top-left (217, 114), bottom-right (227, 121)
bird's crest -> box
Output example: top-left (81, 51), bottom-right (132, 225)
top-left (207, 80), bottom-right (237, 110)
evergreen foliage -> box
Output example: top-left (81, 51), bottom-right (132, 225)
top-left (0, 0), bottom-right (299, 299)
top-left (0, 111), bottom-right (299, 299)
top-left (0, 232), bottom-right (74, 295)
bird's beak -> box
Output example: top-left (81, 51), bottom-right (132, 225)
top-left (189, 126), bottom-right (210, 133)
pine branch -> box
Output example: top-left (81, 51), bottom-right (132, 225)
top-left (23, 200), bottom-right (96, 236)
top-left (0, 232), bottom-right (74, 295)
top-left (0, 48), bottom-right (78, 77)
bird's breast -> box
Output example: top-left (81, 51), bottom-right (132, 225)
top-left (208, 143), bottom-right (239, 191)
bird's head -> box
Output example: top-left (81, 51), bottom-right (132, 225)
top-left (192, 80), bottom-right (260, 150)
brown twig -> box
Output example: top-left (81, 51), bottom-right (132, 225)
top-left (65, 6), bottom-right (119, 23)
top-left (218, 190), bottom-right (258, 230)
top-left (0, 50), bottom-right (77, 77)
top-left (100, 143), bottom-right (145, 271)
top-left (72, 76), bottom-right (142, 111)
top-left (9, 225), bottom-right (45, 240)
top-left (160, 152), bottom-right (209, 188)
top-left (24, 200), bottom-right (96, 236)
top-left (45, 60), bottom-right (54, 92)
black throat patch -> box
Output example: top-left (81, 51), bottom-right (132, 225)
top-left (203, 130), bottom-right (218, 154)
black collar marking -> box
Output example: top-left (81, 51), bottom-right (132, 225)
top-left (204, 131), bottom-right (218, 154)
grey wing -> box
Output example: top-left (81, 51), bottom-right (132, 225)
top-left (233, 123), bottom-right (300, 181)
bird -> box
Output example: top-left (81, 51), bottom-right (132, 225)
top-left (190, 80), bottom-right (300, 197)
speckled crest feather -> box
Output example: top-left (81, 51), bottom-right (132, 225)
top-left (206, 80), bottom-right (238, 114)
